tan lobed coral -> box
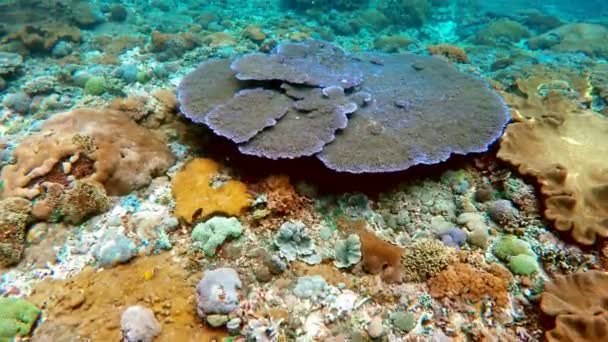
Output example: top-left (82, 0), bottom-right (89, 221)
top-left (172, 158), bottom-right (251, 224)
top-left (540, 270), bottom-right (608, 341)
top-left (528, 23), bottom-right (608, 58)
top-left (499, 65), bottom-right (591, 121)
top-left (0, 108), bottom-right (175, 199)
top-left (498, 111), bottom-right (608, 245)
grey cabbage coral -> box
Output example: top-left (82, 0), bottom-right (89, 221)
top-left (334, 234), bottom-right (362, 268)
top-left (274, 220), bottom-right (321, 264)
top-left (177, 40), bottom-right (508, 173)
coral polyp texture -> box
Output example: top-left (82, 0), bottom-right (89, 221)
top-left (177, 40), bottom-right (509, 173)
top-left (498, 112), bottom-right (608, 245)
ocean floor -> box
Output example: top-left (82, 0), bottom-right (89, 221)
top-left (1, 0), bottom-right (608, 341)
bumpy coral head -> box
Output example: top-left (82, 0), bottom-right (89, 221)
top-left (178, 40), bottom-right (509, 173)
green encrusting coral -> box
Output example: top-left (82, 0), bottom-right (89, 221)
top-left (191, 216), bottom-right (243, 256)
top-left (0, 297), bottom-right (41, 342)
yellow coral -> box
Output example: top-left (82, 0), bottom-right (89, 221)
top-left (172, 158), bottom-right (251, 224)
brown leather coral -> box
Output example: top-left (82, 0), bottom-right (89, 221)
top-left (499, 65), bottom-right (591, 121)
top-left (497, 111), bottom-right (608, 245)
top-left (540, 271), bottom-right (608, 342)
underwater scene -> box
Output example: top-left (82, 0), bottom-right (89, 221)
top-left (1, 0), bottom-right (608, 341)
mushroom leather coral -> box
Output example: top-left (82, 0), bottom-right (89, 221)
top-left (172, 158), bottom-right (251, 224)
top-left (497, 112), bottom-right (608, 245)
top-left (540, 271), bottom-right (608, 342)
top-left (0, 108), bottom-right (175, 199)
top-left (500, 66), bottom-right (591, 121)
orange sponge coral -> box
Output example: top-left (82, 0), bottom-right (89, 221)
top-left (1, 108), bottom-right (175, 199)
top-left (498, 112), bottom-right (608, 245)
top-left (258, 174), bottom-right (307, 215)
top-left (172, 158), bottom-right (251, 224)
top-left (428, 262), bottom-right (510, 308)
top-left (541, 270), bottom-right (608, 342)
top-left (427, 44), bottom-right (469, 63)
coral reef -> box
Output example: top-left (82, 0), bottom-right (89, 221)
top-left (541, 270), bottom-right (608, 341)
top-left (498, 112), bottom-right (608, 245)
top-left (171, 158), bottom-right (251, 224)
top-left (1, 1), bottom-right (607, 340)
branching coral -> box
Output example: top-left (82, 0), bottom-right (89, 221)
top-left (541, 270), bottom-right (608, 341)
top-left (498, 112), bottom-right (608, 245)
top-left (1, 108), bottom-right (175, 199)
top-left (171, 158), bottom-right (251, 224)
top-left (428, 262), bottom-right (510, 307)
top-left (402, 238), bottom-right (456, 282)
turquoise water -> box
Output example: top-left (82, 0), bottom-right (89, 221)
top-left (1, 1), bottom-right (608, 341)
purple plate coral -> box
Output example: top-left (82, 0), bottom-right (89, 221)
top-left (177, 40), bottom-right (509, 173)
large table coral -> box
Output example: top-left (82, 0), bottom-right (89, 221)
top-left (498, 112), bottom-right (608, 245)
top-left (177, 40), bottom-right (509, 173)
top-left (0, 108), bottom-right (175, 199)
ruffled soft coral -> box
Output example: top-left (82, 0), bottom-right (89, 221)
top-left (498, 112), bottom-right (608, 245)
top-left (541, 270), bottom-right (608, 342)
top-left (1, 108), bottom-right (175, 199)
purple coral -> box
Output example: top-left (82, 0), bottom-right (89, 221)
top-left (231, 41), bottom-right (363, 89)
top-left (205, 88), bottom-right (291, 143)
top-left (317, 52), bottom-right (510, 173)
top-left (177, 40), bottom-right (509, 173)
top-left (439, 227), bottom-right (468, 248)
top-left (177, 59), bottom-right (245, 123)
